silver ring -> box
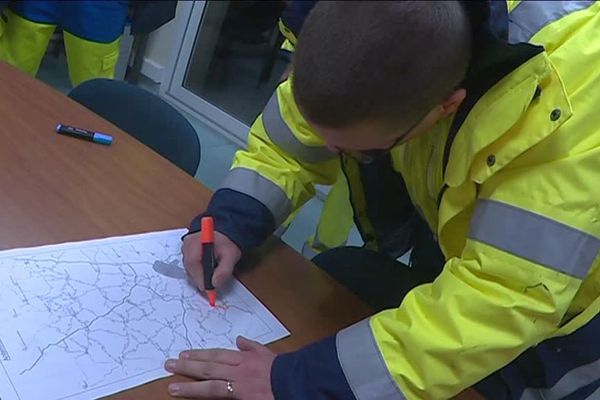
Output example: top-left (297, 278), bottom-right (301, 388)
top-left (226, 380), bottom-right (234, 394)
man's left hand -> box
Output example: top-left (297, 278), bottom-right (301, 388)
top-left (164, 336), bottom-right (276, 399)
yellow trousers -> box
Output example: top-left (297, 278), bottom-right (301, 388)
top-left (0, 8), bottom-right (120, 86)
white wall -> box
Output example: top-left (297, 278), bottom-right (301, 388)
top-left (141, 1), bottom-right (189, 83)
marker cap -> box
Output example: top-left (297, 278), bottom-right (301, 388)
top-left (201, 217), bottom-right (214, 243)
top-left (93, 133), bottom-right (113, 145)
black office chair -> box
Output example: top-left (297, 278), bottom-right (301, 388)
top-left (68, 79), bottom-right (200, 176)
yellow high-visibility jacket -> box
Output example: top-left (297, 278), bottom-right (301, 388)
top-left (195, 1), bottom-right (600, 399)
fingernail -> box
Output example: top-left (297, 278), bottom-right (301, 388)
top-left (168, 384), bottom-right (179, 395)
top-left (165, 360), bottom-right (176, 372)
top-left (180, 352), bottom-right (190, 359)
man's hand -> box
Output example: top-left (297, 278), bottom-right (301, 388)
top-left (165, 336), bottom-right (276, 399)
top-left (182, 230), bottom-right (242, 291)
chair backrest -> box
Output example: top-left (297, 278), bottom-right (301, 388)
top-left (68, 79), bottom-right (200, 176)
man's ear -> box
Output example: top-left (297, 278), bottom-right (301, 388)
top-left (440, 88), bottom-right (467, 116)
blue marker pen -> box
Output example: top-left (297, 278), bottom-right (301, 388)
top-left (55, 124), bottom-right (113, 146)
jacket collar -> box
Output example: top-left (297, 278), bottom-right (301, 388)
top-left (440, 1), bottom-right (545, 187)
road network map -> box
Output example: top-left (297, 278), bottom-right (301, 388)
top-left (0, 229), bottom-right (288, 400)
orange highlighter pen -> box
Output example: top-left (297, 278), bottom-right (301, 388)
top-left (200, 216), bottom-right (217, 307)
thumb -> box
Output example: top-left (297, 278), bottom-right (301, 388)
top-left (236, 336), bottom-right (263, 352)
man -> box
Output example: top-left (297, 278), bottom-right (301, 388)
top-left (166, 1), bottom-right (600, 399)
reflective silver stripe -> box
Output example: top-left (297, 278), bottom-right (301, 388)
top-left (469, 200), bottom-right (600, 279)
top-left (520, 357), bottom-right (600, 400)
top-left (220, 168), bottom-right (291, 226)
top-left (509, 1), bottom-right (594, 43)
top-left (336, 319), bottom-right (406, 400)
top-left (262, 92), bottom-right (336, 164)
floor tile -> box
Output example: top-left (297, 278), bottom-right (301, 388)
top-left (37, 53), bottom-right (72, 94)
top-left (195, 144), bottom-right (238, 190)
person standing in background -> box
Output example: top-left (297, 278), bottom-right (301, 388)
top-left (0, 1), bottom-right (129, 86)
top-left (0, 0), bottom-right (176, 87)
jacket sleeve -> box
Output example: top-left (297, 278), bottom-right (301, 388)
top-left (271, 150), bottom-right (600, 399)
top-left (188, 78), bottom-right (340, 251)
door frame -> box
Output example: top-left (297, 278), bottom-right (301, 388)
top-left (160, 0), bottom-right (248, 147)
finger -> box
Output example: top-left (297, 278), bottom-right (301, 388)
top-left (182, 238), bottom-right (206, 291)
top-left (165, 359), bottom-right (235, 380)
top-left (236, 336), bottom-right (263, 352)
top-left (182, 233), bottom-right (203, 263)
top-left (185, 261), bottom-right (205, 292)
top-left (168, 380), bottom-right (237, 399)
top-left (179, 349), bottom-right (242, 365)
top-left (213, 251), bottom-right (236, 288)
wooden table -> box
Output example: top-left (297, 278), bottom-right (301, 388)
top-left (0, 62), bottom-right (482, 400)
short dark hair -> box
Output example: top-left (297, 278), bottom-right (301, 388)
top-left (292, 1), bottom-right (471, 129)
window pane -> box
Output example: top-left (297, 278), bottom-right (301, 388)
top-left (184, 1), bottom-right (290, 126)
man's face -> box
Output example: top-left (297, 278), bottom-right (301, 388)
top-left (311, 106), bottom-right (441, 163)
top-left (307, 89), bottom-right (467, 162)
top-left (316, 121), bottom-right (402, 153)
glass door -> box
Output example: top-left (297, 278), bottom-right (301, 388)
top-left (161, 1), bottom-right (290, 145)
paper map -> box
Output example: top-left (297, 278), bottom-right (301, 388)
top-left (0, 229), bottom-right (288, 400)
